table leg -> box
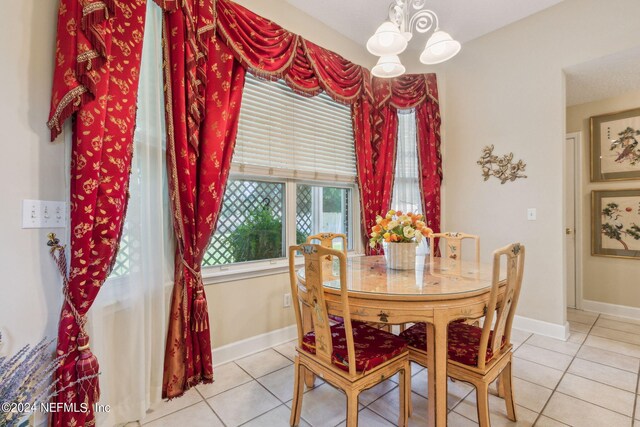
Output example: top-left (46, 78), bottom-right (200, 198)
top-left (427, 311), bottom-right (448, 427)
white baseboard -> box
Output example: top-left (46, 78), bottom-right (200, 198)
top-left (581, 299), bottom-right (640, 321)
top-left (213, 325), bottom-right (297, 366)
top-left (513, 315), bottom-right (569, 341)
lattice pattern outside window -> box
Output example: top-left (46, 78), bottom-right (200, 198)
top-left (110, 227), bottom-right (131, 278)
top-left (296, 184), bottom-right (352, 250)
top-left (203, 179), bottom-right (285, 266)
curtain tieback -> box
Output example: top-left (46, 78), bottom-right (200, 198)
top-left (47, 233), bottom-right (101, 404)
top-left (179, 256), bottom-right (209, 332)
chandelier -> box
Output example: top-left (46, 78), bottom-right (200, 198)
top-left (367, 0), bottom-right (461, 78)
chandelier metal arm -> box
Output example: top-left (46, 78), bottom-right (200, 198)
top-left (388, 0), bottom-right (439, 35)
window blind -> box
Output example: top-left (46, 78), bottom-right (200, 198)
top-left (232, 73), bottom-right (356, 182)
top-left (392, 110), bottom-right (421, 213)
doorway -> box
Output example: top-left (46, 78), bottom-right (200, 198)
top-left (565, 132), bottom-right (581, 309)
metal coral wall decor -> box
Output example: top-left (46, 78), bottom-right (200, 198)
top-left (477, 145), bottom-right (527, 184)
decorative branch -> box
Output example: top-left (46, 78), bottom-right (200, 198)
top-left (477, 145), bottom-right (527, 184)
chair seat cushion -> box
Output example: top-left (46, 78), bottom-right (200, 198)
top-left (301, 322), bottom-right (407, 372)
top-left (399, 321), bottom-right (505, 366)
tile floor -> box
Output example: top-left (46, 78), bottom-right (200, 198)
top-left (133, 309), bottom-right (640, 426)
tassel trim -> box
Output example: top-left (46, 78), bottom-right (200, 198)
top-left (47, 86), bottom-right (92, 141)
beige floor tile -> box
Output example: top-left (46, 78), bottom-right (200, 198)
top-left (359, 378), bottom-right (399, 406)
top-left (584, 335), bottom-right (640, 359)
top-left (569, 321), bottom-right (591, 334)
top-left (542, 392), bottom-right (632, 427)
top-left (139, 388), bottom-right (203, 424)
top-left (368, 390), bottom-right (428, 427)
top-left (596, 318), bottom-right (640, 335)
top-left (591, 326), bottom-right (640, 346)
top-left (452, 388), bottom-right (539, 426)
top-left (510, 328), bottom-right (533, 345)
top-left (526, 334), bottom-right (581, 356)
top-left (207, 381), bottom-right (280, 426)
top-left (242, 404), bottom-right (310, 427)
top-left (142, 402), bottom-right (222, 427)
top-left (411, 361), bottom-right (425, 375)
top-left (577, 345), bottom-right (640, 373)
top-left (272, 339), bottom-right (297, 361)
top-left (288, 382), bottom-right (349, 427)
top-left (447, 412), bottom-right (478, 427)
top-left (335, 408), bottom-right (396, 427)
top-left (409, 370), bottom-right (474, 408)
top-left (511, 377), bottom-right (553, 413)
top-left (535, 415), bottom-right (570, 426)
top-left (514, 344), bottom-right (573, 371)
top-left (567, 332), bottom-right (587, 345)
top-left (257, 365), bottom-right (297, 403)
top-left (196, 362), bottom-right (253, 399)
top-left (556, 373), bottom-right (635, 417)
top-left (635, 399), bottom-right (640, 421)
top-left (568, 358), bottom-right (637, 392)
top-left (567, 309), bottom-right (599, 325)
top-left (235, 349), bottom-right (292, 378)
top-left (512, 358), bottom-right (563, 389)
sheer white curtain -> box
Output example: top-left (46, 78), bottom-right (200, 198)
top-left (392, 110), bottom-right (421, 213)
top-left (392, 110), bottom-right (429, 254)
top-left (86, 2), bottom-right (172, 424)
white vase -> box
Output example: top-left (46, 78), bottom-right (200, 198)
top-left (383, 242), bottom-right (417, 270)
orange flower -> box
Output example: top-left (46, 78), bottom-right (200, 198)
top-left (372, 225), bottom-right (382, 233)
top-left (396, 210), bottom-right (403, 216)
top-left (380, 218), bottom-right (390, 228)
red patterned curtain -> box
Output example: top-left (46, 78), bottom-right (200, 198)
top-left (46, 0), bottom-right (147, 425)
top-left (157, 0), bottom-right (246, 399)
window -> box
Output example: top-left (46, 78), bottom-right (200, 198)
top-left (392, 110), bottom-right (429, 254)
top-left (392, 110), bottom-right (421, 213)
top-left (296, 184), bottom-right (353, 250)
top-left (203, 179), bottom-right (285, 267)
top-left (203, 73), bottom-right (359, 274)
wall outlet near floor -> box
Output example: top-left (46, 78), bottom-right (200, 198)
top-left (22, 199), bottom-right (66, 229)
top-left (283, 293), bottom-right (292, 308)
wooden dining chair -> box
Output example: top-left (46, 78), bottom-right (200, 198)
top-left (429, 232), bottom-right (480, 264)
top-left (400, 243), bottom-right (525, 427)
top-left (305, 232), bottom-right (348, 254)
top-left (288, 244), bottom-right (411, 427)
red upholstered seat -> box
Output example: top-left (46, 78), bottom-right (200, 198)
top-left (301, 322), bottom-right (408, 373)
top-left (399, 321), bottom-right (505, 367)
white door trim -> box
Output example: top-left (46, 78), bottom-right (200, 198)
top-left (566, 131), bottom-right (583, 309)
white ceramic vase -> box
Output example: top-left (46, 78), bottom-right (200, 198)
top-left (383, 242), bottom-right (417, 270)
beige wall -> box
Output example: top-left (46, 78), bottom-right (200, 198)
top-left (567, 91), bottom-right (640, 308)
top-left (407, 0), bottom-right (640, 327)
top-left (0, 0), bottom-right (64, 353)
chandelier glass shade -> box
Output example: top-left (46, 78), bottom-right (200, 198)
top-left (368, 0), bottom-right (461, 77)
top-left (371, 55), bottom-right (406, 78)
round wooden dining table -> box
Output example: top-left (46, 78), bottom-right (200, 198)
top-left (297, 255), bottom-right (501, 427)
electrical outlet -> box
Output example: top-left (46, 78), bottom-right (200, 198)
top-left (527, 208), bottom-right (537, 221)
top-left (283, 293), bottom-right (292, 308)
top-left (22, 199), bottom-right (67, 229)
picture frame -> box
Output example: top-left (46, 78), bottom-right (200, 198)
top-left (592, 189), bottom-right (640, 259)
top-left (590, 107), bottom-right (640, 182)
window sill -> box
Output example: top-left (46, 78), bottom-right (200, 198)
top-left (202, 252), bottom-right (365, 285)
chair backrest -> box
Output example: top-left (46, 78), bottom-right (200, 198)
top-left (429, 232), bottom-right (480, 264)
top-left (305, 233), bottom-right (348, 254)
top-left (288, 244), bottom-right (357, 376)
top-left (306, 233), bottom-right (347, 279)
top-left (476, 243), bottom-right (525, 369)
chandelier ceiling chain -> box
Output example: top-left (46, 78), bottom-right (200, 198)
top-left (368, 0), bottom-right (461, 78)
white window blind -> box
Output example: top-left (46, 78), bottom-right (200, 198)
top-left (232, 73), bottom-right (356, 182)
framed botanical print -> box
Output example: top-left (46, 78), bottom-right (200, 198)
top-left (590, 107), bottom-right (640, 182)
top-left (592, 189), bottom-right (640, 259)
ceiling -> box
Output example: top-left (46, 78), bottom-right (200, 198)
top-left (285, 0), bottom-right (564, 51)
top-left (565, 47), bottom-right (640, 106)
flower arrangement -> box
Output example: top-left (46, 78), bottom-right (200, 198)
top-left (369, 210), bottom-right (433, 249)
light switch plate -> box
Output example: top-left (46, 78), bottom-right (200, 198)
top-left (22, 199), bottom-right (67, 229)
top-left (527, 208), bottom-right (537, 221)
